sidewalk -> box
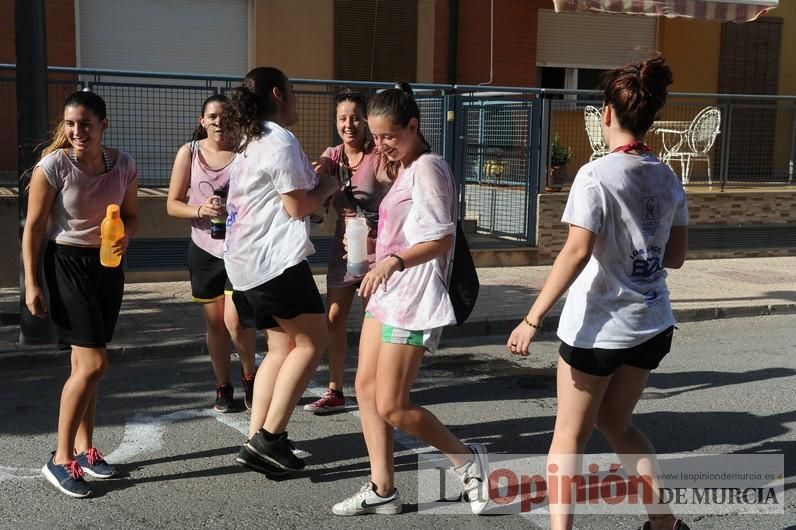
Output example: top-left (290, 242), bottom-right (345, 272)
top-left (1, 256), bottom-right (795, 367)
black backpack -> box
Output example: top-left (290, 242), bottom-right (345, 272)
top-left (448, 221), bottom-right (479, 326)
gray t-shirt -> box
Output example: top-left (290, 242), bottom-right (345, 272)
top-left (557, 152), bottom-right (688, 349)
top-left (36, 149), bottom-right (138, 246)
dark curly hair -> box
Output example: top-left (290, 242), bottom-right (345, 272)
top-left (223, 67), bottom-right (288, 152)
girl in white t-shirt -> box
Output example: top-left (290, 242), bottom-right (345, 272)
top-left (331, 83), bottom-right (488, 517)
top-left (221, 67), bottom-right (339, 475)
top-left (507, 55), bottom-right (690, 530)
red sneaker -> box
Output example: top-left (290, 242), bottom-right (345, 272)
top-left (303, 389), bottom-right (346, 413)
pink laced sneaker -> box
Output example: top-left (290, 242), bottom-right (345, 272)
top-left (303, 389), bottom-right (346, 413)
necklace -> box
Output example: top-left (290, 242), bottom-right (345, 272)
top-left (69, 146), bottom-right (112, 173)
top-left (343, 149), bottom-right (364, 172)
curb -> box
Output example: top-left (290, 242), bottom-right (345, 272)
top-left (1, 303), bottom-right (795, 369)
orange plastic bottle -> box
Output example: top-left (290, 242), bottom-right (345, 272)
top-left (100, 204), bottom-right (125, 268)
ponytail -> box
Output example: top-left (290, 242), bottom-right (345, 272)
top-left (369, 81), bottom-right (430, 180)
top-left (41, 89), bottom-right (108, 160)
top-left (223, 67), bottom-right (287, 152)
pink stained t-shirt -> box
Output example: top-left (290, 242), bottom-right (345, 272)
top-left (185, 141), bottom-right (237, 259)
top-left (367, 152), bottom-right (458, 330)
top-left (36, 149), bottom-right (138, 246)
top-left (319, 144), bottom-right (390, 288)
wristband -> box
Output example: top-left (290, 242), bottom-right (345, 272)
top-left (523, 316), bottom-right (541, 329)
top-left (389, 254), bottom-right (405, 272)
top-left (197, 205), bottom-right (202, 219)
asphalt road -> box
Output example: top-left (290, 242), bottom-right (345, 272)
top-left (0, 315), bottom-right (794, 529)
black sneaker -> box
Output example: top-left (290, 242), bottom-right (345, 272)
top-left (214, 383), bottom-right (234, 413)
top-left (235, 445), bottom-right (291, 478)
top-left (41, 455), bottom-right (93, 498)
top-left (241, 375), bottom-right (255, 411)
top-left (245, 430), bottom-right (305, 471)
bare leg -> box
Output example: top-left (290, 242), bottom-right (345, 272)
top-left (374, 342), bottom-right (470, 468)
top-left (74, 389), bottom-right (97, 454)
top-left (354, 317), bottom-right (394, 494)
top-left (53, 346), bottom-right (108, 465)
top-left (261, 313), bottom-right (328, 434)
top-left (548, 357), bottom-right (613, 530)
top-left (596, 365), bottom-right (676, 530)
top-left (202, 298), bottom-right (232, 385)
top-left (223, 295), bottom-right (256, 378)
top-left (247, 328), bottom-right (291, 439)
top-left (325, 286), bottom-right (357, 391)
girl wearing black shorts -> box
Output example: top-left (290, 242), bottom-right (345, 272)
top-left (507, 55), bottom-right (690, 530)
top-left (222, 67), bottom-right (339, 474)
top-left (167, 95), bottom-right (257, 413)
top-left (23, 91), bottom-right (139, 498)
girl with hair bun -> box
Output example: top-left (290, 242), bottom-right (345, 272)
top-left (507, 54), bottom-right (690, 530)
top-left (222, 67), bottom-right (339, 475)
top-left (23, 90), bottom-right (139, 498)
top-left (331, 81), bottom-right (489, 517)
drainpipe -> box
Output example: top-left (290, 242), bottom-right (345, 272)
top-left (447, 0), bottom-right (459, 85)
top-left (15, 0), bottom-right (56, 344)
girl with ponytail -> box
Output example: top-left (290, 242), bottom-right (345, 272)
top-left (507, 54), bottom-right (690, 530)
top-left (331, 82), bottom-right (489, 517)
top-left (167, 94), bottom-right (257, 413)
top-left (222, 67), bottom-right (339, 475)
top-left (23, 90), bottom-right (139, 498)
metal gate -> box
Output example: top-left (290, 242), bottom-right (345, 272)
top-left (454, 93), bottom-right (541, 244)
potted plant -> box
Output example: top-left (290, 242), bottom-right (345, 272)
top-left (546, 133), bottom-right (572, 192)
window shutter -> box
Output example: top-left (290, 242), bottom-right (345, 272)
top-left (719, 18), bottom-right (782, 181)
top-left (334, 0), bottom-right (417, 82)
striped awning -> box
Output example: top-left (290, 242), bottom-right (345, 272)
top-left (552, 0), bottom-right (778, 23)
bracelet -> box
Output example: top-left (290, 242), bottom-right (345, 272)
top-left (389, 254), bottom-right (405, 272)
top-left (523, 316), bottom-right (541, 329)
top-left (197, 205), bottom-right (202, 219)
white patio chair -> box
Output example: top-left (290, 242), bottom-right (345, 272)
top-left (658, 106), bottom-right (721, 185)
top-left (584, 105), bottom-right (609, 161)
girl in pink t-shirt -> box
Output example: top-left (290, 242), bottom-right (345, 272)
top-left (304, 91), bottom-right (391, 414)
top-left (331, 83), bottom-right (488, 517)
top-left (22, 91), bottom-right (139, 498)
top-left (167, 95), bottom-right (256, 413)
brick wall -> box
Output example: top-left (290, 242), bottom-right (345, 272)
top-left (1, 0), bottom-right (76, 177)
top-left (537, 190), bottom-right (796, 264)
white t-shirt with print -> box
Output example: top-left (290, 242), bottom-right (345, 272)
top-left (556, 152), bottom-right (689, 349)
top-left (367, 153), bottom-right (458, 332)
top-left (224, 121), bottom-right (317, 291)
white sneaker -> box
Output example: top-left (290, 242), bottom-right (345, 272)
top-left (455, 443), bottom-right (489, 514)
top-left (332, 481), bottom-right (402, 516)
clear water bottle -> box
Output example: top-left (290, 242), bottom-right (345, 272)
top-left (100, 204), bottom-right (125, 268)
top-left (345, 217), bottom-right (368, 277)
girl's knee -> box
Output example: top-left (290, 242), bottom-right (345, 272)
top-left (77, 357), bottom-right (107, 380)
top-left (375, 397), bottom-right (404, 426)
top-left (595, 416), bottom-right (632, 440)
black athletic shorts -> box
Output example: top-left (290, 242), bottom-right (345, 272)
top-left (559, 326), bottom-right (675, 377)
top-left (232, 260), bottom-right (325, 330)
top-left (187, 240), bottom-right (231, 302)
top-left (43, 242), bottom-right (124, 348)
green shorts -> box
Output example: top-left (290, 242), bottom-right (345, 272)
top-left (365, 312), bottom-right (443, 351)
